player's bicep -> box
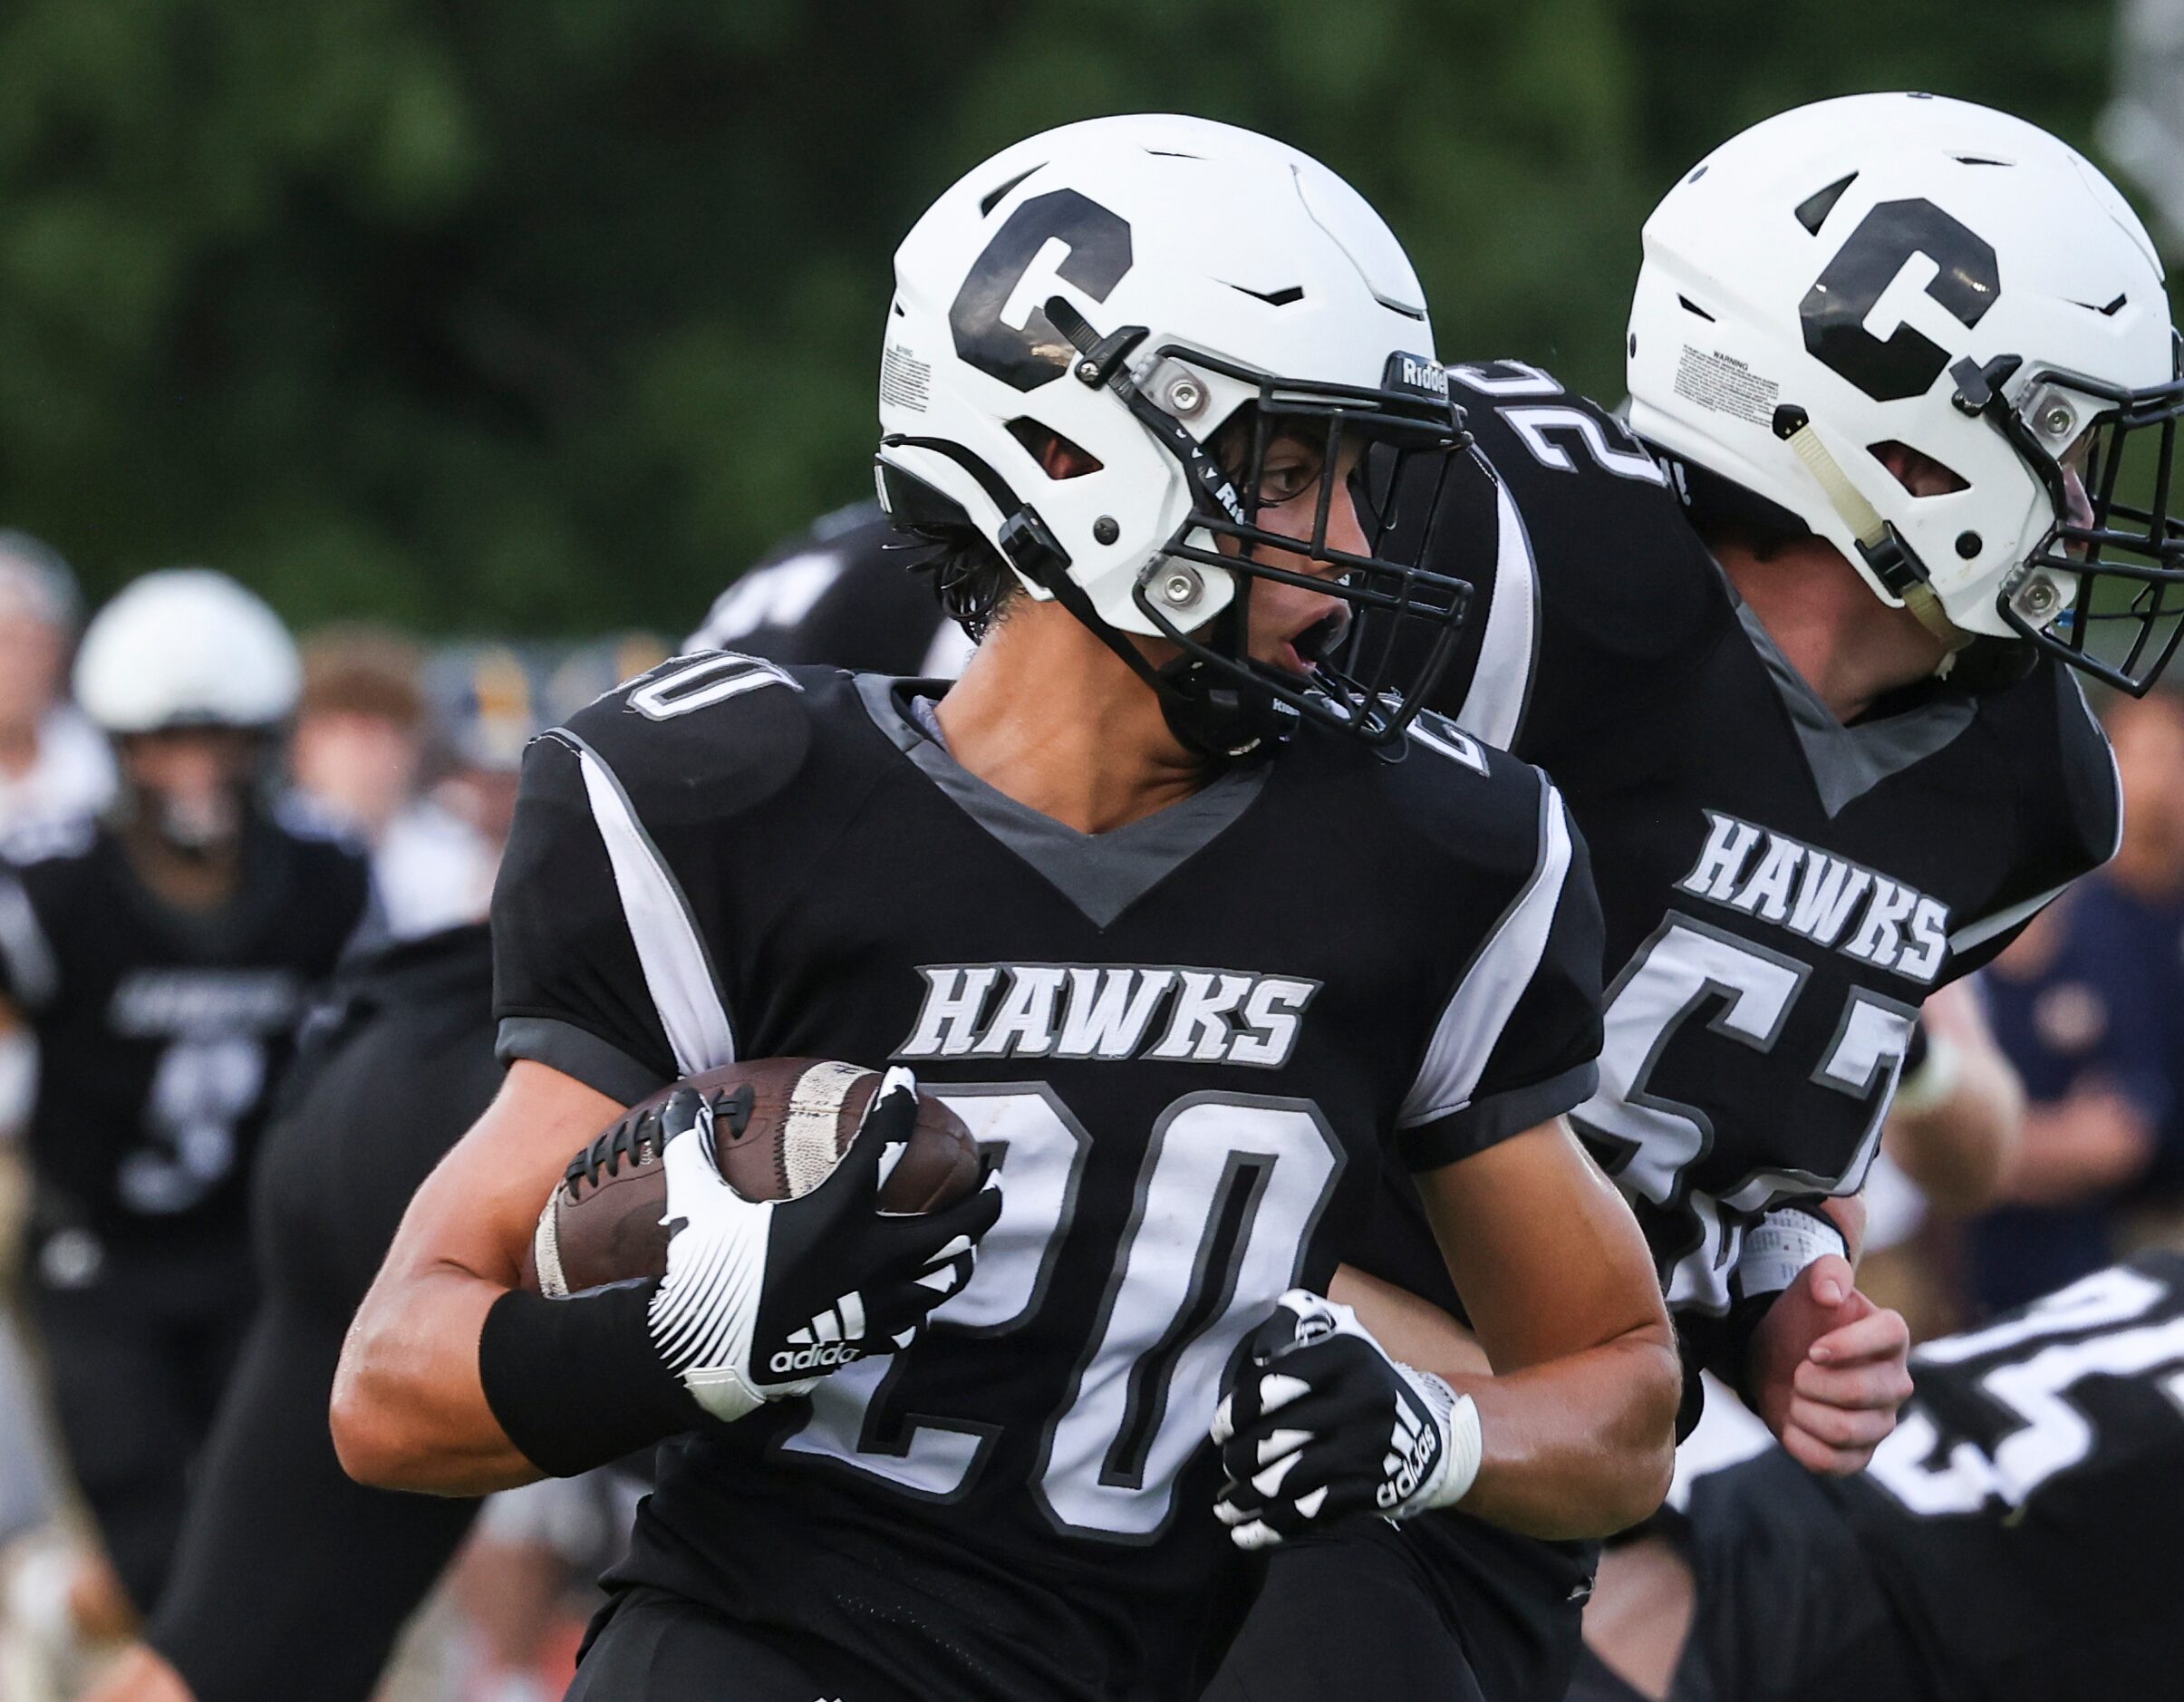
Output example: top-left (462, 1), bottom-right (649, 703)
top-left (381, 1060), bottom-right (625, 1290)
top-left (1414, 1117), bottom-right (1664, 1374)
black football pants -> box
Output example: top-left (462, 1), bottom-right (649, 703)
top-left (1202, 1516), bottom-right (1591, 1702)
top-left (566, 1588), bottom-right (917, 1702)
top-left (148, 1295), bottom-right (479, 1702)
top-left (27, 1245), bottom-right (254, 1617)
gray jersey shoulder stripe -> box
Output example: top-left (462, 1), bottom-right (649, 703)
top-left (0, 876), bottom-right (57, 1009)
top-left (1454, 479), bottom-right (1540, 749)
top-left (559, 730), bottom-right (737, 1076)
top-left (1947, 878), bottom-right (2073, 958)
top-left (1398, 782), bottom-right (1573, 1128)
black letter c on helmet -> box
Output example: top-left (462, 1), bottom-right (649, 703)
top-left (950, 189), bottom-right (1134, 392)
top-left (1800, 198), bottom-right (2000, 401)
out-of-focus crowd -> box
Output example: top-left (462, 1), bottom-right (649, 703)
top-left (0, 531), bottom-right (664, 1702)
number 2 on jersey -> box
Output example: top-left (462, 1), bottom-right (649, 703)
top-left (782, 1084), bottom-right (1341, 1540)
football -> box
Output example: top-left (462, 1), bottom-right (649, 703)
top-left (522, 1058), bottom-right (982, 1298)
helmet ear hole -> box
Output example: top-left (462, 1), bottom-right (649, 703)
top-left (1869, 440), bottom-right (1970, 497)
top-left (1004, 419), bottom-right (1104, 479)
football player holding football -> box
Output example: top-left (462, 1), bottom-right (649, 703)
top-left (333, 114), bottom-right (1680, 1701)
top-left (1196, 92), bottom-right (2184, 1702)
top-left (0, 570), bottom-right (372, 1629)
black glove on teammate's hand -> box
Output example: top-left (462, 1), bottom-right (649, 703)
top-left (648, 1069), bottom-right (1001, 1424)
top-left (1211, 1291), bottom-right (1482, 1549)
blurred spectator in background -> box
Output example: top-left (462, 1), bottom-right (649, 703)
top-left (0, 533), bottom-right (113, 842)
top-left (292, 627), bottom-right (498, 942)
top-left (0, 533), bottom-right (114, 1678)
top-left (1854, 978), bottom-right (2026, 1342)
top-left (1967, 691), bottom-right (2184, 1315)
top-left (0, 572), bottom-right (371, 1695)
top-left (2090, 691), bottom-right (2184, 1200)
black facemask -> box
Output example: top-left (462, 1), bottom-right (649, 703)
top-left (1953, 342), bottom-right (2184, 695)
top-left (1018, 304), bottom-right (1483, 759)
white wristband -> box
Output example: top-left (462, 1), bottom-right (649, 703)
top-left (1396, 1367), bottom-right (1484, 1515)
top-left (1739, 1207), bottom-right (1849, 1299)
top-left (1434, 1388), bottom-right (1484, 1512)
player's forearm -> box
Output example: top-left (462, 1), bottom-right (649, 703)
top-left (1447, 1322), bottom-right (1679, 1538)
top-left (1355, 1265), bottom-right (1682, 1535)
top-left (332, 1262), bottom-right (540, 1495)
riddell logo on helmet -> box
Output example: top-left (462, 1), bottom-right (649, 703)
top-left (1389, 353), bottom-right (1451, 399)
top-left (771, 1342), bottom-right (862, 1375)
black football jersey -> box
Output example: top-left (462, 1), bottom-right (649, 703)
top-left (1676, 1251), bottom-right (2184, 1702)
top-left (491, 655), bottom-right (1604, 1701)
top-left (1394, 362), bottom-right (2120, 1316)
top-left (0, 809), bottom-right (372, 1254)
top-left (687, 501), bottom-right (976, 678)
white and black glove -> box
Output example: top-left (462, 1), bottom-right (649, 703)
top-left (1211, 1290), bottom-right (1483, 1550)
top-left (648, 1068), bottom-right (1000, 1424)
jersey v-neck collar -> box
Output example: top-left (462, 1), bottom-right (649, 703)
top-left (856, 673), bottom-right (1270, 929)
top-left (1727, 594), bottom-right (1977, 819)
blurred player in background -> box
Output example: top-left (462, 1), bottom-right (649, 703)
top-left (0, 570), bottom-right (371, 1687)
top-left (1570, 1250), bottom-right (2184, 1702)
top-left (688, 501), bottom-right (971, 679)
top-left (88, 643), bottom-right (634, 1702)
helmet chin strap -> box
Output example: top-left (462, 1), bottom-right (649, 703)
top-left (1773, 406), bottom-right (1967, 653)
top-left (997, 509), bottom-right (1285, 761)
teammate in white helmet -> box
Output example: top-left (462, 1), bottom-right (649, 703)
top-left (0, 569), bottom-right (372, 1649)
top-left (1199, 92), bottom-right (2184, 1702)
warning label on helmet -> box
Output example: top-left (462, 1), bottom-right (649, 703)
top-left (881, 343), bottom-right (932, 413)
top-left (1673, 345), bottom-right (1778, 427)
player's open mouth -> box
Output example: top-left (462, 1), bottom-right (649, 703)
top-left (1272, 608), bottom-right (1351, 679)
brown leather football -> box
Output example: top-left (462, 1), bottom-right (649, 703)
top-left (522, 1059), bottom-right (981, 1297)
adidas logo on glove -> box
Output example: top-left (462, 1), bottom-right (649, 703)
top-left (1377, 1404), bottom-right (1443, 1511)
top-left (771, 1341), bottom-right (863, 1374)
top-left (771, 1300), bottom-right (870, 1374)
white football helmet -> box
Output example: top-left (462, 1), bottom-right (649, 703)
top-left (876, 113), bottom-right (1476, 752)
top-left (1628, 92), bottom-right (2184, 692)
top-left (75, 568), bottom-right (301, 734)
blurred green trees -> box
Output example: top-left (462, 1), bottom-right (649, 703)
top-left (0, 0), bottom-right (2121, 633)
